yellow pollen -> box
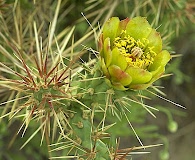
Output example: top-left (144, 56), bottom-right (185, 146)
top-left (113, 34), bottom-right (157, 69)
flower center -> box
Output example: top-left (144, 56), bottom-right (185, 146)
top-left (113, 32), bottom-right (157, 69)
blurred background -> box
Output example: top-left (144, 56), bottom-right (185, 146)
top-left (0, 0), bottom-right (194, 160)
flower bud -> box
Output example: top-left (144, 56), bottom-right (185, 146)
top-left (99, 17), bottom-right (171, 90)
top-left (168, 120), bottom-right (178, 133)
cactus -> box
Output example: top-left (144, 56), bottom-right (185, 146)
top-left (0, 0), bottom-right (192, 160)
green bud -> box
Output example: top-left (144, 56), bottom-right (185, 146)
top-left (159, 150), bottom-right (170, 160)
top-left (168, 121), bottom-right (178, 133)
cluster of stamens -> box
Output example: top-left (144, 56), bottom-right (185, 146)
top-left (113, 31), bottom-right (157, 69)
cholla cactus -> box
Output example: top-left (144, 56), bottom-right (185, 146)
top-left (0, 0), bottom-right (191, 159)
top-left (99, 17), bottom-right (171, 90)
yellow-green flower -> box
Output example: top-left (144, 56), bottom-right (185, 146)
top-left (99, 16), bottom-right (171, 90)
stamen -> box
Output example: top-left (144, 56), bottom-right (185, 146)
top-left (113, 34), bottom-right (156, 69)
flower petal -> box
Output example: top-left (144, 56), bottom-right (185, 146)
top-left (148, 50), bottom-right (171, 72)
top-left (150, 67), bottom-right (165, 81)
top-left (108, 65), bottom-right (132, 86)
top-left (98, 34), bottom-right (103, 53)
top-left (116, 18), bottom-right (130, 36)
top-left (125, 67), bottom-right (152, 84)
top-left (147, 29), bottom-right (162, 53)
top-left (126, 17), bottom-right (152, 40)
top-left (101, 58), bottom-right (110, 78)
top-left (130, 66), bottom-right (165, 90)
top-left (129, 83), bottom-right (150, 90)
top-left (111, 47), bottom-right (127, 71)
top-left (103, 17), bottom-right (120, 46)
top-left (106, 78), bottom-right (128, 90)
top-left (112, 81), bottom-right (128, 90)
top-left (103, 37), bottom-right (112, 67)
